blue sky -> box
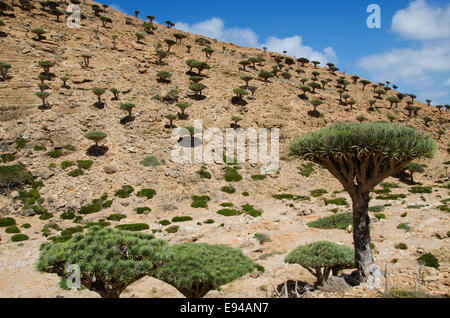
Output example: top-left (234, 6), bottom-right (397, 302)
top-left (101, 0), bottom-right (450, 105)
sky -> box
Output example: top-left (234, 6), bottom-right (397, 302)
top-left (101, 0), bottom-right (450, 105)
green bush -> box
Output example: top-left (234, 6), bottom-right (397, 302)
top-left (21, 223), bottom-right (31, 229)
top-left (191, 195), bottom-right (210, 208)
top-left (37, 226), bottom-right (168, 298)
top-left (136, 188), bottom-right (156, 199)
top-left (418, 253), bottom-right (439, 268)
top-left (368, 205), bottom-right (385, 212)
top-left (166, 226), bottom-right (179, 233)
top-left (376, 194), bottom-right (406, 200)
top-left (224, 166), bottom-right (242, 182)
top-left (324, 198), bottom-right (349, 206)
top-left (115, 223), bottom-right (149, 232)
top-left (0, 217), bottom-right (16, 227)
top-left (385, 288), bottom-right (433, 298)
top-left (409, 186), bottom-right (432, 194)
top-left (77, 160), bottom-right (93, 170)
top-left (285, 241), bottom-right (355, 285)
top-left (1, 153), bottom-right (15, 163)
top-left (68, 169), bottom-right (84, 177)
top-left (307, 213), bottom-right (352, 230)
top-left (311, 189), bottom-right (327, 197)
top-left (254, 233), bottom-right (271, 244)
top-left (172, 216), bottom-right (193, 223)
top-left (11, 234), bottom-right (29, 242)
top-left (394, 243), bottom-right (408, 250)
top-left (241, 204), bottom-right (262, 217)
top-left (221, 185), bottom-right (236, 194)
top-left (140, 156), bottom-right (161, 167)
top-left (60, 210), bottom-right (75, 220)
top-left (159, 220), bottom-right (171, 226)
top-left (107, 214), bottom-right (127, 221)
top-left (5, 226), bottom-right (20, 233)
top-left (197, 166), bottom-right (211, 179)
top-left (273, 193), bottom-right (310, 201)
top-left (115, 185), bottom-right (134, 198)
top-left (217, 209), bottom-right (242, 217)
top-left (61, 161), bottom-right (74, 170)
top-left (298, 162), bottom-right (315, 177)
top-left (0, 164), bottom-right (33, 192)
top-left (397, 223), bottom-right (411, 231)
top-left (136, 207), bottom-right (151, 214)
top-left (251, 175), bottom-right (267, 181)
top-left (156, 243), bottom-right (260, 298)
top-left (46, 149), bottom-right (63, 158)
top-left (374, 213), bottom-right (386, 220)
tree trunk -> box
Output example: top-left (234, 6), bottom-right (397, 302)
top-left (351, 192), bottom-right (380, 286)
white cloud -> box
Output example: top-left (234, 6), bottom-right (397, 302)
top-left (358, 1), bottom-right (450, 104)
top-left (176, 18), bottom-right (259, 47)
top-left (391, 0), bottom-right (450, 40)
top-left (444, 78), bottom-right (450, 87)
top-left (261, 36), bottom-right (337, 65)
top-left (175, 18), bottom-right (337, 65)
top-left (357, 41), bottom-right (450, 83)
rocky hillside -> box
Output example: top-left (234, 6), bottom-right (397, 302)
top-left (0, 0), bottom-right (449, 298)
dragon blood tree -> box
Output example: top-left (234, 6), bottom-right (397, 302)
top-left (37, 226), bottom-right (169, 298)
top-left (156, 243), bottom-right (261, 298)
top-left (289, 122), bottom-right (436, 284)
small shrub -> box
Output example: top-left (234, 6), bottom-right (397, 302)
top-left (11, 234), bottom-right (29, 242)
top-left (397, 223), bottom-right (411, 231)
top-left (221, 185), bottom-right (236, 194)
top-left (254, 233), bottom-right (271, 244)
top-left (324, 198), bottom-right (349, 206)
top-left (311, 189), bottom-right (327, 197)
top-left (136, 188), bottom-right (156, 199)
top-left (298, 162), bottom-right (315, 177)
top-left (67, 169), bottom-right (84, 177)
top-left (307, 213), bottom-right (352, 230)
top-left (115, 223), bottom-right (149, 232)
top-left (107, 214), bottom-right (127, 221)
top-left (136, 207), bottom-right (151, 215)
top-left (114, 185), bottom-right (134, 198)
top-left (77, 160), bottom-right (93, 170)
top-left (251, 175), bottom-right (267, 181)
top-left (0, 217), bottom-right (16, 227)
top-left (217, 209), bottom-right (242, 217)
top-left (224, 166), bottom-right (242, 182)
top-left (418, 253), bottom-right (439, 268)
top-left (191, 195), bottom-right (211, 208)
top-left (374, 213), bottom-right (386, 220)
top-left (409, 186), bottom-right (432, 194)
top-left (5, 226), bottom-right (20, 233)
top-left (172, 216), bottom-right (193, 223)
top-left (394, 243), bottom-right (408, 250)
top-left (166, 225), bottom-right (179, 233)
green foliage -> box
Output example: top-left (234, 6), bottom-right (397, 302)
top-left (60, 210), bottom-right (75, 220)
top-left (0, 164), bottom-right (33, 193)
top-left (418, 253), bottom-right (439, 268)
top-left (107, 214), bottom-right (127, 221)
top-left (84, 131), bottom-right (107, 145)
top-left (46, 149), bottom-right (62, 158)
top-left (37, 226), bottom-right (168, 298)
top-left (273, 193), bottom-right (310, 201)
top-left (254, 233), bottom-right (271, 244)
top-left (135, 207), bottom-right (151, 215)
top-left (241, 204), bottom-right (262, 217)
top-left (191, 195), bottom-right (211, 208)
top-left (376, 194), bottom-right (406, 200)
top-left (290, 122), bottom-right (436, 170)
top-left (324, 198), bottom-right (349, 206)
top-left (156, 243), bottom-right (259, 298)
top-left (394, 243), bottom-right (408, 250)
top-left (67, 169), bottom-right (84, 177)
top-left (221, 185), bottom-right (236, 194)
top-left (166, 226), bottom-right (179, 233)
top-left (224, 166), bottom-right (242, 182)
top-left (307, 212), bottom-right (352, 230)
top-left (285, 241), bottom-right (355, 285)
top-left (385, 288), bottom-right (433, 298)
top-left (298, 162), bottom-right (315, 177)
top-left (311, 189), bottom-right (327, 197)
top-left (11, 234), bottom-right (29, 242)
top-left (217, 208), bottom-right (241, 216)
top-left (136, 188), bottom-right (156, 200)
top-left (1, 153), bottom-right (14, 163)
top-left (251, 175), bottom-right (267, 181)
top-left (409, 186), bottom-right (432, 194)
top-left (5, 226), bottom-right (20, 233)
top-left (368, 205), bottom-right (385, 213)
top-left (374, 213), bottom-right (386, 220)
top-left (21, 223), bottom-right (31, 229)
top-left (115, 223), bottom-right (149, 232)
top-left (115, 185), bottom-right (134, 198)
top-left (60, 161), bottom-right (74, 170)
top-left (397, 223), bottom-right (411, 231)
top-left (77, 160), bottom-right (93, 170)
top-left (172, 216), bottom-right (193, 223)
top-left (258, 70), bottom-right (275, 82)
top-left (159, 220), bottom-right (171, 226)
top-left (140, 156), bottom-right (161, 167)
top-left (197, 166), bottom-right (211, 179)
